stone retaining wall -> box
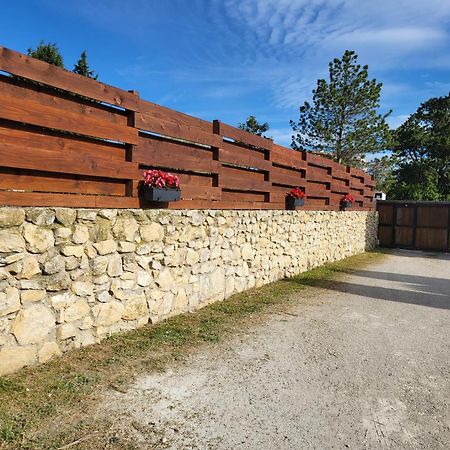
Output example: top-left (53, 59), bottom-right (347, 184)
top-left (0, 207), bottom-right (378, 375)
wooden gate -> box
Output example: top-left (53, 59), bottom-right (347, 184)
top-left (377, 201), bottom-right (450, 252)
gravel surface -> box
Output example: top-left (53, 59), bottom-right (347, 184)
top-left (106, 250), bottom-right (450, 449)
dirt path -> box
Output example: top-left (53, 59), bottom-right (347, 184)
top-left (104, 250), bottom-right (450, 449)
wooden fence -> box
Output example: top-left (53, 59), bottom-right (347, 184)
top-left (0, 46), bottom-right (375, 210)
top-left (378, 201), bottom-right (450, 252)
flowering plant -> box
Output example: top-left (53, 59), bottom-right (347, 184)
top-left (341, 194), bottom-right (355, 203)
top-left (143, 169), bottom-right (180, 190)
top-left (287, 187), bottom-right (306, 199)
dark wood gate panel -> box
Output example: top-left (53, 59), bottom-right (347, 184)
top-left (377, 201), bottom-right (450, 252)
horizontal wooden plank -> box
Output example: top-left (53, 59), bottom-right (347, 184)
top-left (306, 169), bottom-right (332, 183)
top-left (135, 137), bottom-right (220, 173)
top-left (136, 113), bottom-right (221, 147)
top-left (0, 123), bottom-right (126, 161)
top-left (180, 185), bottom-right (221, 201)
top-left (139, 100), bottom-right (211, 133)
top-left (222, 190), bottom-right (267, 203)
top-left (214, 121), bottom-right (272, 150)
top-left (0, 46), bottom-right (138, 110)
top-left (306, 152), bottom-right (332, 168)
top-left (332, 169), bottom-right (351, 180)
top-left (219, 142), bottom-right (271, 171)
top-left (0, 142), bottom-right (138, 179)
top-left (0, 92), bottom-right (138, 144)
top-left (0, 191), bottom-right (138, 208)
top-left (148, 200), bottom-right (285, 210)
top-left (0, 168), bottom-right (126, 196)
top-left (271, 166), bottom-right (304, 186)
top-left (271, 144), bottom-right (307, 170)
top-left (0, 75), bottom-right (128, 126)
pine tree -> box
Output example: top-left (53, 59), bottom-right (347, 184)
top-left (290, 50), bottom-right (391, 167)
top-left (27, 41), bottom-right (64, 67)
top-left (238, 116), bottom-right (269, 137)
top-left (73, 51), bottom-right (98, 79)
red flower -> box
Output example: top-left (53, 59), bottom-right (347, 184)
top-left (341, 194), bottom-right (355, 203)
top-left (143, 169), bottom-right (180, 189)
top-left (288, 187), bottom-right (306, 199)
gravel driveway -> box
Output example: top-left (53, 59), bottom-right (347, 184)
top-left (106, 250), bottom-right (450, 449)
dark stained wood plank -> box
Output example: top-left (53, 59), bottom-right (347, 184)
top-left (0, 191), bottom-right (138, 208)
top-left (0, 142), bottom-right (138, 179)
top-left (271, 144), bottom-right (306, 170)
top-left (219, 142), bottom-right (271, 171)
top-left (214, 120), bottom-right (273, 150)
top-left (0, 92), bottom-right (138, 144)
top-left (136, 113), bottom-right (221, 147)
top-left (139, 99), bottom-right (211, 133)
top-left (0, 123), bottom-right (126, 161)
top-left (0, 168), bottom-right (126, 196)
top-left (135, 137), bottom-right (220, 173)
top-left (0, 46), bottom-right (138, 110)
top-left (221, 191), bottom-right (267, 203)
top-left (271, 166), bottom-right (304, 186)
top-left (0, 75), bottom-right (128, 126)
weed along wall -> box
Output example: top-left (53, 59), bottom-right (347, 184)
top-left (0, 206), bottom-right (378, 375)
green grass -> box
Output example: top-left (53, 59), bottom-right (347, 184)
top-left (0, 251), bottom-right (383, 449)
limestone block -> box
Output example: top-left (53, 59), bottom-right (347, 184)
top-left (21, 289), bottom-right (47, 304)
top-left (113, 217), bottom-right (139, 242)
top-left (93, 240), bottom-right (117, 255)
top-left (38, 342), bottom-right (62, 363)
top-left (0, 230), bottom-right (26, 253)
top-left (55, 208), bottom-right (77, 226)
top-left (71, 281), bottom-right (94, 297)
top-left (0, 208), bottom-right (25, 227)
top-left (91, 255), bottom-right (109, 275)
top-left (61, 245), bottom-right (84, 258)
top-left (22, 223), bottom-right (54, 254)
top-left (0, 287), bottom-right (20, 317)
top-left (77, 209), bottom-right (97, 221)
top-left (140, 223), bottom-right (164, 242)
top-left (63, 299), bottom-right (90, 322)
top-left (136, 270), bottom-right (151, 287)
top-left (57, 323), bottom-right (77, 340)
top-left (122, 295), bottom-right (149, 321)
top-left (72, 225), bottom-right (89, 244)
top-left (26, 208), bottom-right (55, 226)
top-left (0, 346), bottom-right (36, 376)
top-left (92, 301), bottom-right (124, 326)
top-left (12, 304), bottom-right (55, 345)
top-left (107, 254), bottom-right (123, 277)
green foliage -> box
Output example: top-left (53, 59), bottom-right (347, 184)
top-left (238, 115), bottom-right (270, 137)
top-left (73, 50), bottom-right (98, 79)
top-left (390, 93), bottom-right (450, 200)
top-left (290, 50), bottom-right (391, 167)
top-left (366, 154), bottom-right (397, 193)
top-left (27, 41), bottom-right (64, 68)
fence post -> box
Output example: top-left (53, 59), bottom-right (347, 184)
top-left (125, 90), bottom-right (140, 198)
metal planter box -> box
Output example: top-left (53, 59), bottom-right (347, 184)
top-left (286, 197), bottom-right (305, 209)
top-left (143, 187), bottom-right (181, 202)
top-left (340, 201), bottom-right (352, 209)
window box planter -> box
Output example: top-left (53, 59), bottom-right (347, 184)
top-left (286, 197), bottom-right (305, 209)
top-left (143, 187), bottom-right (181, 202)
top-left (340, 200), bottom-right (352, 209)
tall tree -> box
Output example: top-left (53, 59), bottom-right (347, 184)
top-left (290, 50), bottom-right (391, 167)
top-left (27, 41), bottom-right (64, 68)
top-left (73, 50), bottom-right (98, 79)
top-left (366, 154), bottom-right (397, 193)
top-left (238, 116), bottom-right (269, 137)
top-left (389, 93), bottom-right (450, 200)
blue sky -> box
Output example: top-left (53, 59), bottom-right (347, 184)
top-left (2, 0), bottom-right (450, 147)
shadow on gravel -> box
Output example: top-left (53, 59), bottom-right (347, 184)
top-left (380, 249), bottom-right (450, 261)
top-left (291, 271), bottom-right (450, 310)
